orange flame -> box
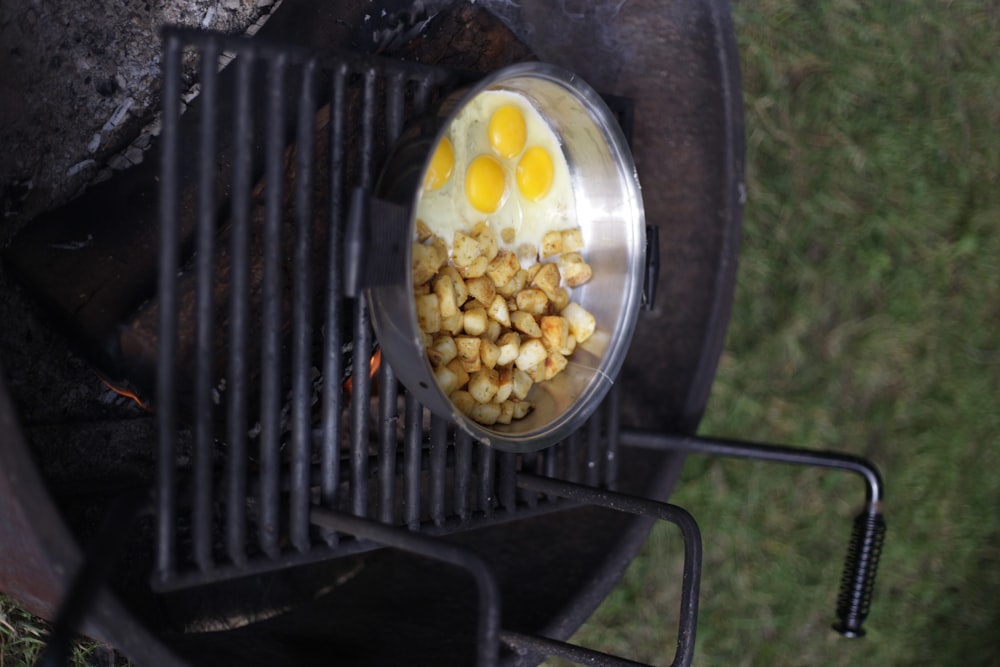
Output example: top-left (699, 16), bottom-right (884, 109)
top-left (344, 349), bottom-right (382, 396)
top-left (98, 376), bottom-right (153, 413)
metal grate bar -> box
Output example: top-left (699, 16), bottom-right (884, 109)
top-left (477, 443), bottom-right (495, 518)
top-left (429, 415), bottom-right (448, 525)
top-left (498, 452), bottom-right (516, 513)
top-left (225, 51), bottom-right (254, 567)
top-left (258, 53), bottom-right (287, 559)
top-left (320, 61), bottom-right (348, 522)
top-left (289, 59), bottom-right (317, 553)
top-left (155, 31), bottom-right (182, 582)
top-left (192, 37), bottom-right (221, 572)
top-left (404, 392), bottom-right (422, 530)
top-left (377, 364), bottom-right (400, 524)
top-left (454, 430), bottom-right (473, 520)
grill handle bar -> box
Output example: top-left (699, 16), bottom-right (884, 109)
top-left (514, 474), bottom-right (702, 667)
top-left (310, 508), bottom-right (501, 667)
top-left (619, 430), bottom-right (885, 638)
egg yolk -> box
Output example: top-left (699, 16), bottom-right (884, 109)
top-left (516, 146), bottom-right (554, 201)
top-left (488, 105), bottom-right (527, 159)
top-left (465, 155), bottom-right (506, 213)
top-left (424, 136), bottom-right (454, 191)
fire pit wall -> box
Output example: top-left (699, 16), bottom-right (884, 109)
top-left (0, 1), bottom-right (745, 665)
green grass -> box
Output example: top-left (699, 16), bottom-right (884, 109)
top-left (565, 1), bottom-right (1000, 665)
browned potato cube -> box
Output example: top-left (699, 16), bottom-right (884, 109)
top-left (541, 230), bottom-right (562, 258)
top-left (515, 338), bottom-right (548, 371)
top-left (551, 287), bottom-right (571, 313)
top-left (487, 294), bottom-right (511, 327)
top-left (413, 282), bottom-right (430, 296)
top-left (455, 336), bottom-right (482, 372)
top-left (496, 268), bottom-right (528, 298)
top-left (441, 310), bottom-right (464, 336)
top-left (412, 243), bottom-right (440, 286)
top-left (485, 249), bottom-right (520, 287)
top-left (540, 315), bottom-right (569, 353)
top-left (558, 252), bottom-right (593, 287)
top-left (561, 228), bottom-right (584, 253)
top-left (427, 335), bottom-right (458, 367)
top-left (495, 367), bottom-right (514, 403)
top-left (525, 262), bottom-right (542, 282)
top-left (496, 332), bottom-right (521, 366)
top-left (457, 255), bottom-right (489, 279)
top-left (515, 288), bottom-right (549, 317)
top-left (445, 358), bottom-right (470, 390)
top-left (472, 221), bottom-right (499, 261)
top-left (450, 390), bottom-right (475, 416)
top-left (510, 310), bottom-right (542, 338)
top-left (561, 302), bottom-right (596, 343)
top-left (531, 262), bottom-right (561, 300)
top-left (524, 360), bottom-right (547, 383)
top-left (468, 368), bottom-right (500, 403)
top-left (415, 219), bottom-right (433, 242)
top-left (430, 236), bottom-right (449, 269)
top-left (511, 367), bottom-right (533, 400)
top-left (440, 266), bottom-right (469, 306)
top-left (434, 364), bottom-right (460, 396)
top-left (469, 401), bottom-right (502, 426)
top-left (415, 293), bottom-right (441, 333)
top-left (434, 274), bottom-right (459, 318)
top-left (500, 227), bottom-right (516, 244)
top-left (496, 400), bottom-right (515, 424)
top-left (480, 338), bottom-right (501, 369)
top-left (486, 319), bottom-right (502, 343)
top-left (466, 276), bottom-right (496, 307)
top-left (419, 330), bottom-right (433, 350)
top-left (543, 351), bottom-right (568, 381)
top-left (463, 304), bottom-right (488, 336)
top-left (511, 400), bottom-right (533, 419)
top-left (561, 334), bottom-right (577, 356)
top-left (517, 243), bottom-right (538, 264)
top-left (453, 231), bottom-right (480, 268)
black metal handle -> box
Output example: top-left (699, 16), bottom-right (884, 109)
top-left (834, 507), bottom-right (886, 638)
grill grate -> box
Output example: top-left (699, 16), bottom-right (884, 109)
top-left (155, 27), bottom-right (630, 592)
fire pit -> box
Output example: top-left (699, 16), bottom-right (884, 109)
top-left (0, 2), bottom-right (884, 665)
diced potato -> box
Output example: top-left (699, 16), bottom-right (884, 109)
top-left (525, 262), bottom-right (542, 282)
top-left (543, 351), bottom-right (568, 381)
top-left (412, 243), bottom-right (440, 286)
top-left (441, 310), bottom-right (464, 336)
top-left (541, 230), bottom-right (562, 258)
top-left (413, 282), bottom-right (431, 296)
top-left (540, 315), bottom-right (569, 353)
top-left (434, 274), bottom-right (459, 318)
top-left (463, 304), bottom-right (488, 336)
top-left (524, 360), bottom-right (547, 383)
top-left (561, 302), bottom-right (596, 343)
top-left (496, 332), bottom-right (521, 366)
top-left (510, 310), bottom-right (542, 338)
top-left (453, 231), bottom-right (480, 268)
top-left (430, 236), bottom-right (449, 269)
top-left (480, 338), bottom-right (501, 369)
top-left (500, 227), bottom-right (516, 244)
top-left (496, 400), bottom-right (514, 424)
top-left (551, 287), bottom-right (571, 313)
top-left (511, 367), bottom-right (533, 400)
top-left (472, 221), bottom-right (499, 261)
top-left (419, 330), bottom-right (433, 350)
top-left (485, 249), bottom-right (520, 286)
top-left (450, 390), bottom-right (475, 416)
top-left (440, 266), bottom-right (469, 306)
top-left (559, 252), bottom-right (593, 287)
top-left (445, 358), bottom-right (470, 390)
top-left (561, 228), bottom-right (584, 253)
top-left (487, 294), bottom-right (511, 327)
top-left (466, 276), bottom-right (496, 307)
top-left (515, 288), bottom-right (549, 317)
top-left (531, 262), bottom-right (561, 300)
top-left (515, 338), bottom-right (548, 371)
top-left (517, 243), bottom-right (538, 263)
top-left (561, 334), bottom-right (577, 356)
top-left (486, 319), bottom-right (502, 343)
top-left (455, 336), bottom-right (482, 373)
top-left (511, 400), bottom-right (533, 419)
top-left (415, 219), bottom-right (433, 242)
top-left (468, 368), bottom-right (500, 403)
top-left (457, 255), bottom-right (488, 279)
top-left (496, 268), bottom-right (528, 298)
top-left (469, 401), bottom-right (502, 426)
top-left (495, 366), bottom-right (514, 403)
top-left (427, 334), bottom-right (458, 367)
top-left (416, 293), bottom-right (441, 333)
top-left (434, 364), bottom-right (460, 396)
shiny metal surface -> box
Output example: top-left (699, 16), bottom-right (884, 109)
top-left (370, 62), bottom-right (645, 452)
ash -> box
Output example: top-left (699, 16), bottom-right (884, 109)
top-left (0, 0), bottom-right (281, 242)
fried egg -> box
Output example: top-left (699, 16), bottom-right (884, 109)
top-left (415, 90), bottom-right (576, 260)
